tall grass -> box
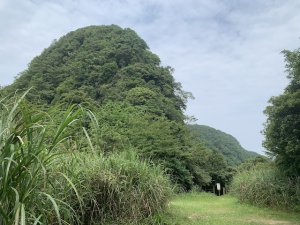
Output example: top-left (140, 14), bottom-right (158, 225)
top-left (0, 93), bottom-right (173, 225)
top-left (53, 107), bottom-right (173, 224)
top-left (53, 150), bottom-right (172, 224)
top-left (0, 93), bottom-right (82, 224)
top-left (68, 109), bottom-right (172, 224)
top-left (230, 166), bottom-right (300, 211)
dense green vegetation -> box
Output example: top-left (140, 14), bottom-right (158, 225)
top-left (0, 25), bottom-right (193, 189)
top-left (188, 125), bottom-right (258, 166)
top-left (1, 25), bottom-right (186, 120)
top-left (231, 47), bottom-right (300, 212)
top-left (263, 49), bottom-right (300, 177)
top-left (231, 165), bottom-right (300, 211)
top-left (0, 95), bottom-right (172, 224)
top-left (0, 25), bottom-right (242, 192)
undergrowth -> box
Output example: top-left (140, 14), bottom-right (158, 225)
top-left (230, 166), bottom-right (300, 211)
top-left (0, 93), bottom-right (172, 225)
top-left (53, 151), bottom-right (172, 224)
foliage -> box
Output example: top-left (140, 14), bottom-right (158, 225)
top-left (0, 25), bottom-right (247, 193)
top-left (0, 94), bottom-right (82, 225)
top-left (0, 94), bottom-right (173, 225)
top-left (186, 144), bottom-right (235, 189)
top-left (94, 102), bottom-right (236, 190)
top-left (237, 155), bottom-right (271, 172)
top-left (0, 25), bottom-right (199, 190)
top-left (230, 165), bottom-right (300, 211)
top-left (188, 124), bottom-right (258, 166)
top-left (2, 25), bottom-right (186, 121)
top-left (54, 150), bottom-right (172, 225)
top-left (263, 49), bottom-right (300, 176)
top-left (231, 47), bottom-right (300, 213)
top-left (92, 101), bottom-right (194, 190)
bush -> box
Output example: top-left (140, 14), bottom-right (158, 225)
top-left (230, 166), bottom-right (300, 211)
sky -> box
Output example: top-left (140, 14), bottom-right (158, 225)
top-left (1, 0), bottom-right (300, 154)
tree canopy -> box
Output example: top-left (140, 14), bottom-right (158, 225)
top-left (2, 25), bottom-right (185, 119)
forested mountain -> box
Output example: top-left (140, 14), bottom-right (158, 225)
top-left (1, 25), bottom-right (185, 121)
top-left (1, 25), bottom-right (256, 192)
top-left (188, 124), bottom-right (258, 166)
top-left (1, 25), bottom-right (234, 191)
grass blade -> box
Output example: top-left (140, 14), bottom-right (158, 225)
top-left (40, 192), bottom-right (62, 225)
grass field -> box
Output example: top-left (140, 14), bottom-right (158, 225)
top-left (163, 193), bottom-right (300, 225)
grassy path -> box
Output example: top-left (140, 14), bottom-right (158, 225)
top-left (164, 193), bottom-right (300, 225)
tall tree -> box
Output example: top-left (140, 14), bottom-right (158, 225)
top-left (263, 48), bottom-right (300, 176)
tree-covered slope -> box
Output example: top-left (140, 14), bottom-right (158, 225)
top-left (188, 124), bottom-right (258, 166)
top-left (1, 25), bottom-right (240, 190)
top-left (2, 25), bottom-right (220, 190)
top-left (2, 25), bottom-right (185, 120)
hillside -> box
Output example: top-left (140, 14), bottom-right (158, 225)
top-left (1, 24), bottom-right (203, 224)
top-left (1, 25), bottom-right (185, 122)
top-left (188, 124), bottom-right (258, 166)
top-left (1, 25), bottom-right (232, 191)
top-left (1, 25), bottom-right (252, 193)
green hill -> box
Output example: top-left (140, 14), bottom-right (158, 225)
top-left (188, 124), bottom-right (259, 166)
top-left (0, 25), bottom-right (204, 190)
top-left (1, 25), bottom-right (185, 121)
top-left (1, 25), bottom-right (244, 190)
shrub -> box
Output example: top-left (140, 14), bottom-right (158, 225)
top-left (53, 150), bottom-right (173, 224)
top-left (230, 166), bottom-right (300, 211)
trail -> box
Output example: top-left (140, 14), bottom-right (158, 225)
top-left (166, 193), bottom-right (300, 225)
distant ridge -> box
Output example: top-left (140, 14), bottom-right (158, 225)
top-left (188, 124), bottom-right (259, 166)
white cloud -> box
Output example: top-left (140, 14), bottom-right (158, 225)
top-left (1, 0), bottom-right (300, 153)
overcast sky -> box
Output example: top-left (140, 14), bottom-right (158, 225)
top-left (1, 0), bottom-right (300, 154)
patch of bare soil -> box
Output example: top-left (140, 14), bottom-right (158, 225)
top-left (187, 213), bottom-right (209, 220)
top-left (247, 217), bottom-right (293, 225)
